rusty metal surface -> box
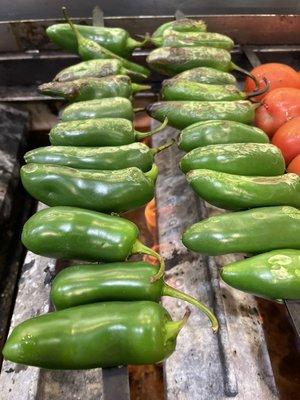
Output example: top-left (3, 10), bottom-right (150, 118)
top-left (0, 15), bottom-right (299, 53)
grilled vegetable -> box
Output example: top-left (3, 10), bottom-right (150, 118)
top-left (62, 8), bottom-right (150, 78)
top-left (180, 143), bottom-right (285, 175)
top-left (22, 206), bottom-right (165, 281)
top-left (182, 206), bottom-right (300, 256)
top-left (147, 101), bottom-right (257, 129)
top-left (60, 97), bottom-right (134, 121)
top-left (161, 79), bottom-right (266, 101)
top-left (187, 170), bottom-right (300, 210)
top-left (221, 249), bottom-right (300, 301)
top-left (50, 117), bottom-right (168, 146)
top-left (54, 59), bottom-right (146, 82)
top-left (171, 67), bottom-right (237, 85)
top-left (24, 141), bottom-right (172, 172)
top-left (21, 163), bottom-right (158, 213)
top-left (152, 18), bottom-right (207, 39)
top-left (152, 31), bottom-right (234, 50)
top-left (178, 120), bottom-right (269, 152)
top-left (39, 76), bottom-right (149, 102)
top-left (47, 23), bottom-right (143, 57)
top-left (3, 302), bottom-right (189, 369)
top-left (50, 262), bottom-right (218, 330)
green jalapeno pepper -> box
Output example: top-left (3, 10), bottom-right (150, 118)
top-left (50, 261), bottom-right (218, 330)
top-left (46, 23), bottom-right (143, 57)
top-left (221, 249), bottom-right (300, 301)
top-left (3, 301), bottom-right (189, 369)
top-left (152, 31), bottom-right (234, 50)
top-left (152, 18), bottom-right (207, 39)
top-left (147, 47), bottom-right (256, 81)
top-left (62, 8), bottom-right (150, 78)
top-left (182, 206), bottom-right (300, 256)
top-left (178, 120), bottom-right (269, 152)
top-left (50, 117), bottom-right (168, 146)
top-left (22, 206), bottom-right (164, 281)
top-left (161, 80), bottom-right (266, 102)
top-left (53, 59), bottom-right (147, 82)
top-left (147, 101), bottom-right (257, 130)
top-left (24, 141), bottom-right (173, 172)
top-left (187, 170), bottom-right (300, 210)
top-left (39, 76), bottom-right (149, 102)
top-left (21, 163), bottom-right (158, 213)
top-left (60, 97), bottom-right (134, 121)
top-left (172, 67), bottom-right (237, 85)
top-left (180, 143), bottom-right (285, 175)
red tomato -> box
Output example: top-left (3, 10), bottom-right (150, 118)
top-left (272, 117), bottom-right (300, 164)
top-left (245, 63), bottom-right (300, 101)
top-left (287, 155), bottom-right (300, 174)
top-left (255, 88), bottom-right (300, 138)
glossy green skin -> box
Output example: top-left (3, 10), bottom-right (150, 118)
top-left (24, 143), bottom-right (155, 172)
top-left (39, 76), bottom-right (134, 102)
top-left (46, 23), bottom-right (141, 57)
top-left (178, 120), bottom-right (269, 152)
top-left (50, 118), bottom-right (139, 146)
top-left (3, 301), bottom-right (177, 369)
top-left (147, 101), bottom-right (255, 130)
top-left (147, 47), bottom-right (232, 76)
top-left (221, 249), bottom-right (300, 301)
top-left (162, 80), bottom-right (245, 101)
top-left (21, 163), bottom-right (156, 213)
top-left (180, 143), bottom-right (285, 175)
top-left (21, 206), bottom-right (139, 262)
top-left (51, 262), bottom-right (163, 310)
top-left (187, 170), bottom-right (300, 210)
top-left (152, 19), bottom-right (207, 38)
top-left (173, 67), bottom-right (237, 85)
top-left (60, 98), bottom-right (134, 121)
top-left (54, 59), bottom-right (144, 82)
top-left (182, 206), bottom-right (300, 256)
top-left (155, 31), bottom-right (234, 50)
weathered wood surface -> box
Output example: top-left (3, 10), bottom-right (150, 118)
top-left (152, 125), bottom-right (279, 400)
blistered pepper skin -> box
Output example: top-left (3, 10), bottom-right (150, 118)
top-left (24, 143), bottom-right (155, 172)
top-left (178, 120), bottom-right (269, 152)
top-left (162, 80), bottom-right (245, 101)
top-left (3, 301), bottom-right (182, 369)
top-left (147, 101), bottom-right (255, 129)
top-left (182, 206), bottom-right (300, 256)
top-left (54, 59), bottom-right (145, 82)
top-left (147, 46), bottom-right (232, 76)
top-left (39, 76), bottom-right (148, 102)
top-left (221, 249), bottom-right (300, 301)
top-left (154, 31), bottom-right (234, 51)
top-left (21, 163), bottom-right (157, 213)
top-left (172, 67), bottom-right (237, 85)
top-left (60, 98), bottom-right (134, 122)
top-left (180, 143), bottom-right (285, 175)
top-left (21, 206), bottom-right (139, 262)
top-left (46, 23), bottom-right (142, 57)
top-left (152, 19), bottom-right (207, 39)
top-left (187, 170), bottom-right (300, 210)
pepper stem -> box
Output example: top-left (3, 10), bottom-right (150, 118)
top-left (150, 139), bottom-right (175, 155)
top-left (124, 69), bottom-right (148, 82)
top-left (133, 107), bottom-right (145, 113)
top-left (231, 62), bottom-right (260, 91)
top-left (62, 7), bottom-right (81, 44)
top-left (144, 163), bottom-right (158, 182)
top-left (165, 308), bottom-right (191, 342)
top-left (135, 117), bottom-right (168, 140)
top-left (131, 83), bottom-right (151, 93)
top-left (131, 239), bottom-right (165, 282)
top-left (162, 283), bottom-right (218, 332)
top-left (246, 77), bottom-right (270, 99)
